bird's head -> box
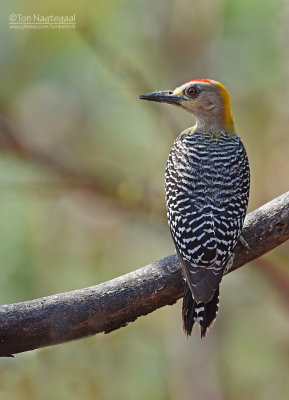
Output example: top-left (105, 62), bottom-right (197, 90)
top-left (139, 79), bottom-right (235, 134)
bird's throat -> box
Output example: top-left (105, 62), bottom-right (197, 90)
top-left (194, 110), bottom-right (235, 135)
top-left (193, 97), bottom-right (235, 134)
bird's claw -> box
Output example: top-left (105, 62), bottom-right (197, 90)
top-left (239, 235), bottom-right (251, 251)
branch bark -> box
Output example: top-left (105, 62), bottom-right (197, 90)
top-left (0, 192), bottom-right (289, 357)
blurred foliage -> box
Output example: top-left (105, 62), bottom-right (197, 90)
top-left (0, 0), bottom-right (289, 399)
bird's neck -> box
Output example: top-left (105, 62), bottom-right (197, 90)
top-left (191, 94), bottom-right (235, 135)
top-left (195, 112), bottom-right (235, 134)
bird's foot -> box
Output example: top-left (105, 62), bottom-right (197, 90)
top-left (239, 235), bottom-right (251, 251)
top-left (224, 254), bottom-right (235, 274)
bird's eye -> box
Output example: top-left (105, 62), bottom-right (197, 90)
top-left (185, 86), bottom-right (200, 98)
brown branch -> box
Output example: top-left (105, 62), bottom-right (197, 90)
top-left (0, 191), bottom-right (289, 357)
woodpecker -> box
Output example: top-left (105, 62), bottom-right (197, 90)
top-left (139, 79), bottom-right (250, 337)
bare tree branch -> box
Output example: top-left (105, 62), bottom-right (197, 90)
top-left (0, 191), bottom-right (289, 357)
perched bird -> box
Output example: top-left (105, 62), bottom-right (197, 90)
top-left (139, 79), bottom-right (250, 337)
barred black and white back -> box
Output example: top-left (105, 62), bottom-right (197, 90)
top-left (165, 130), bottom-right (250, 336)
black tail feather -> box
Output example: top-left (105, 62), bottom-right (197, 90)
top-left (182, 281), bottom-right (196, 336)
top-left (182, 282), bottom-right (219, 338)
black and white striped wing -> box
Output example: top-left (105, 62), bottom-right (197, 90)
top-left (165, 131), bottom-right (250, 303)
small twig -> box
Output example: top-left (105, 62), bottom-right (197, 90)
top-left (77, 27), bottom-right (181, 139)
top-left (0, 115), bottom-right (164, 218)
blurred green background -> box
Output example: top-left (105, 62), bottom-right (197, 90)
top-left (0, 0), bottom-right (289, 399)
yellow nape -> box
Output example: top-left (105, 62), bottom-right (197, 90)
top-left (212, 81), bottom-right (235, 134)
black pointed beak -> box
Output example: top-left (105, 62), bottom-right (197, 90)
top-left (139, 90), bottom-right (182, 105)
